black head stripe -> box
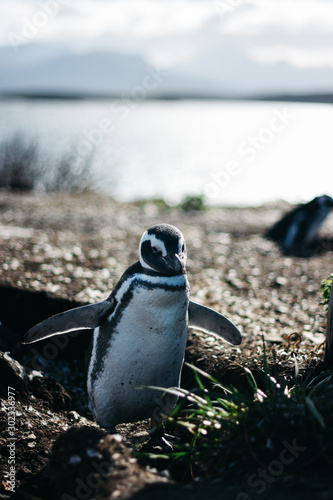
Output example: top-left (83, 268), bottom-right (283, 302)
top-left (147, 224), bottom-right (184, 253)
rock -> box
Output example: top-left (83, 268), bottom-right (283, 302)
top-left (274, 276), bottom-right (288, 287)
top-left (0, 351), bottom-right (29, 398)
top-left (0, 349), bottom-right (72, 409)
top-left (29, 375), bottom-right (72, 411)
top-left (48, 427), bottom-right (168, 500)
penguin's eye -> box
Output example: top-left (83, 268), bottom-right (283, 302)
top-left (151, 246), bottom-right (159, 253)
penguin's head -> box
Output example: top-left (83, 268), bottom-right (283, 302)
top-left (139, 224), bottom-right (187, 275)
top-left (318, 195), bottom-right (333, 208)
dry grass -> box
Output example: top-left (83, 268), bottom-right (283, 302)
top-left (0, 134), bottom-right (93, 193)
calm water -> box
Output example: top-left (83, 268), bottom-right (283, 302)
top-left (0, 98), bottom-right (332, 206)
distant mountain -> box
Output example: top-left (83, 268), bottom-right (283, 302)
top-left (163, 43), bottom-right (333, 97)
top-left (0, 44), bottom-right (332, 98)
top-left (0, 47), bottom-right (159, 96)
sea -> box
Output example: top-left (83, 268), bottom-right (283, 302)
top-left (0, 98), bottom-right (332, 206)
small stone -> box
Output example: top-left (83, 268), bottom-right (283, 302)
top-left (69, 454), bottom-right (82, 465)
top-left (86, 448), bottom-right (102, 459)
top-left (112, 434), bottom-right (123, 443)
top-left (275, 276), bottom-right (288, 286)
top-left (67, 411), bottom-right (80, 422)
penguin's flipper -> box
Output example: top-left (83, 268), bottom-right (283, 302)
top-left (188, 301), bottom-right (242, 345)
top-left (22, 299), bottom-right (114, 344)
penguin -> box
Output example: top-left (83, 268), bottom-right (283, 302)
top-left (22, 224), bottom-right (241, 433)
top-left (265, 195), bottom-right (333, 257)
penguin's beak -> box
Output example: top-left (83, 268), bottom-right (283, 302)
top-left (165, 253), bottom-right (186, 274)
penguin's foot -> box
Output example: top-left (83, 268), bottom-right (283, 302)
top-left (146, 426), bottom-right (182, 452)
top-left (144, 425), bottom-right (179, 452)
top-left (149, 434), bottom-right (174, 452)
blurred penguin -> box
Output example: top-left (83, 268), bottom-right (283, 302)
top-left (265, 195), bottom-right (333, 257)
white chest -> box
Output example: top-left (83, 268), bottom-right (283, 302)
top-left (88, 274), bottom-right (190, 429)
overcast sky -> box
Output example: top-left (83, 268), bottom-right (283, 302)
top-left (1, 0), bottom-right (333, 94)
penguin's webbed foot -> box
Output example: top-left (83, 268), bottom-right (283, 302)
top-left (149, 434), bottom-right (174, 452)
top-left (144, 425), bottom-right (180, 452)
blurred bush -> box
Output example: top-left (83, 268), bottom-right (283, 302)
top-left (0, 134), bottom-right (93, 193)
top-left (179, 194), bottom-right (206, 212)
top-left (0, 134), bottom-right (41, 190)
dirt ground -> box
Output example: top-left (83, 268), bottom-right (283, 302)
top-left (0, 191), bottom-right (332, 499)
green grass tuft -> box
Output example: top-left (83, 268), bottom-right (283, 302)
top-left (178, 195), bottom-right (206, 212)
top-left (321, 274), bottom-right (333, 309)
top-left (138, 356), bottom-right (333, 482)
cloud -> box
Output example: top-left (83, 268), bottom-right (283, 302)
top-left (0, 0), bottom-right (212, 48)
top-left (1, 0), bottom-right (333, 83)
top-left (224, 0), bottom-right (333, 68)
top-left (251, 45), bottom-right (333, 68)
top-left (223, 0), bottom-right (333, 34)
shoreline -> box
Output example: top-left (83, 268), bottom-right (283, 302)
top-left (2, 92), bottom-right (333, 104)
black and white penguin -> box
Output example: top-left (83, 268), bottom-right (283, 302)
top-left (265, 195), bottom-right (333, 256)
top-left (23, 224), bottom-right (241, 432)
